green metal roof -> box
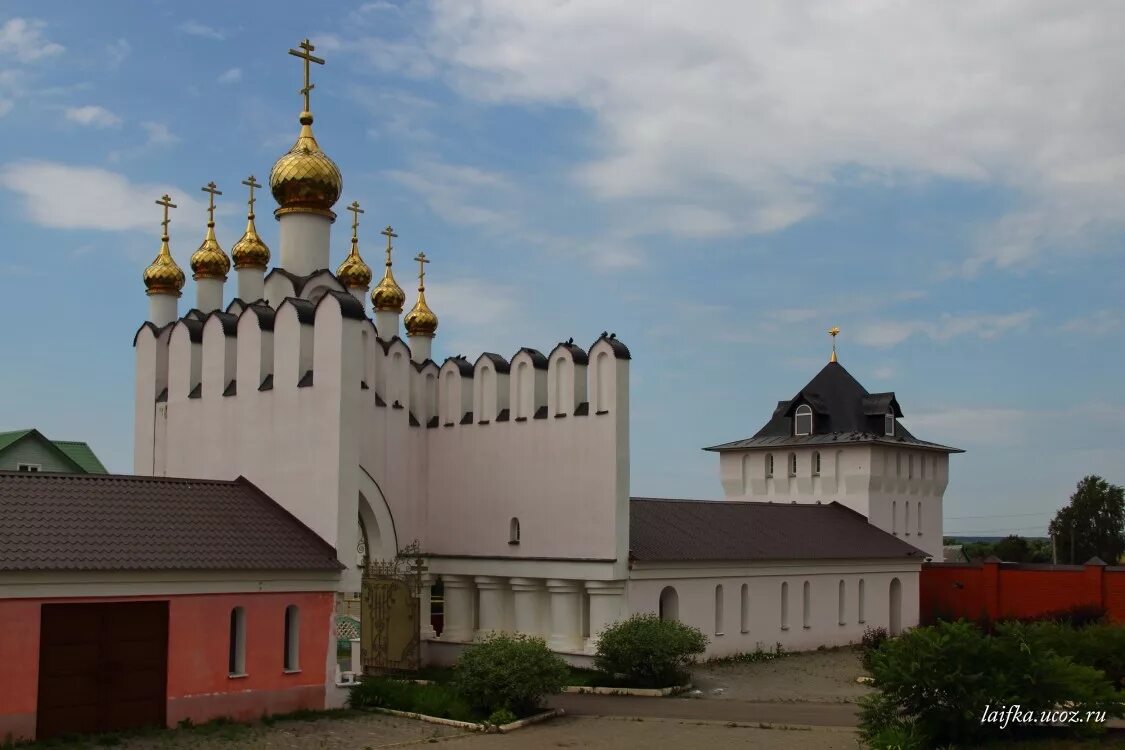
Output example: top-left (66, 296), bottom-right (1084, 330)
top-left (0, 429), bottom-right (108, 474)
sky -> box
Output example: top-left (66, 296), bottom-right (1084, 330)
top-left (2, 1), bottom-right (1124, 537)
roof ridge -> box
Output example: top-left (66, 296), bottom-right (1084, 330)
top-left (0, 470), bottom-right (242, 485)
top-left (630, 496), bottom-right (839, 508)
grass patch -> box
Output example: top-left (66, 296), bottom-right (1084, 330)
top-left (704, 642), bottom-right (790, 666)
top-left (348, 676), bottom-right (481, 723)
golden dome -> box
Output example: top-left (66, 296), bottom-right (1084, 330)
top-left (232, 213), bottom-right (271, 270)
top-left (404, 250), bottom-right (437, 337)
top-left (144, 236), bottom-right (185, 296)
top-left (269, 112), bottom-right (342, 220)
top-left (371, 225), bottom-right (405, 312)
top-left (190, 223), bottom-right (231, 280)
top-left (404, 290), bottom-right (438, 337)
top-left (337, 244), bottom-right (372, 288)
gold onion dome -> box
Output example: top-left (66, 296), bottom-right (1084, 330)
top-left (269, 111), bottom-right (342, 220)
top-left (144, 194), bottom-right (185, 295)
top-left (232, 176), bottom-right (271, 270)
top-left (190, 182), bottom-right (231, 280)
top-left (336, 201), bottom-right (372, 288)
top-left (404, 251), bottom-right (438, 337)
top-left (371, 225), bottom-right (406, 312)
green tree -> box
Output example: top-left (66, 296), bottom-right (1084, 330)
top-left (992, 534), bottom-right (1030, 562)
top-left (1049, 476), bottom-right (1125, 564)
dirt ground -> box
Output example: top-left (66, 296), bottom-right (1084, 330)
top-left (691, 647), bottom-right (872, 704)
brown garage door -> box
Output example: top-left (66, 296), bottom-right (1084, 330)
top-left (37, 601), bottom-right (168, 739)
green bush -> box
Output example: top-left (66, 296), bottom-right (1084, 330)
top-left (454, 633), bottom-right (569, 717)
top-left (485, 708), bottom-right (517, 727)
top-left (347, 676), bottom-right (475, 722)
top-left (594, 614), bottom-right (708, 688)
top-left (860, 625), bottom-right (890, 672)
top-left (859, 620), bottom-right (1122, 746)
top-left (1014, 620), bottom-right (1125, 688)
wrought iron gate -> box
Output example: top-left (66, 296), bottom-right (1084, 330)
top-left (360, 548), bottom-right (424, 674)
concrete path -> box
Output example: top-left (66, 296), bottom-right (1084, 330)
top-left (546, 693), bottom-right (861, 728)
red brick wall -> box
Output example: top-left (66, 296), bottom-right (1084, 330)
top-left (921, 561), bottom-right (1125, 624)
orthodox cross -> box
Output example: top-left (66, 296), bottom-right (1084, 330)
top-left (155, 194), bottom-right (177, 236)
top-left (348, 201), bottom-right (364, 241)
top-left (381, 225), bottom-right (397, 266)
top-left (414, 251), bottom-right (429, 290)
top-left (201, 182), bottom-right (222, 225)
top-left (829, 326), bottom-right (840, 363)
top-left (288, 38), bottom-right (325, 112)
top-left (241, 175), bottom-right (261, 216)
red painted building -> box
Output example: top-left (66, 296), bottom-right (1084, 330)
top-left (0, 472), bottom-right (344, 742)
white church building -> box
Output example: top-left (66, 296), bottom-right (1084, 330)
top-left (131, 39), bottom-right (962, 665)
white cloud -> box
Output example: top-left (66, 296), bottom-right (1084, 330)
top-left (855, 311), bottom-right (1033, 347)
top-left (871, 365), bottom-right (897, 380)
top-left (0, 160), bottom-right (203, 232)
top-left (385, 160), bottom-right (517, 230)
top-left (106, 38), bottom-right (130, 68)
top-left (0, 18), bottom-right (64, 61)
top-left (770, 308), bottom-right (819, 324)
top-left (178, 21), bottom-right (224, 40)
top-left (905, 407), bottom-right (1033, 446)
top-left (141, 121), bottom-right (178, 146)
top-left (0, 98), bottom-right (12, 118)
top-left (349, 1), bottom-right (1125, 264)
top-left (217, 67), bottom-right (242, 84)
top-left (64, 105), bottom-right (121, 128)
top-left (1054, 310), bottom-right (1120, 337)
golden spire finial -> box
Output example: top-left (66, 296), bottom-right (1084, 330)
top-left (191, 181), bottom-right (230, 280)
top-left (232, 176), bottom-right (271, 271)
top-left (144, 194), bottom-right (186, 296)
top-left (829, 326), bottom-right (840, 363)
top-left (404, 251), bottom-right (437, 337)
top-left (381, 225), bottom-right (397, 267)
top-left (336, 200), bottom-right (372, 289)
top-left (289, 37), bottom-right (325, 116)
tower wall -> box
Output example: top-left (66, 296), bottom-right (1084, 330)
top-left (278, 213), bottom-right (331, 276)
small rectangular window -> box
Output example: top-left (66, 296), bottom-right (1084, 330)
top-left (788, 453), bottom-right (797, 477)
top-left (16, 463), bottom-right (41, 472)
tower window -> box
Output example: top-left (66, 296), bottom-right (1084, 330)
top-left (229, 606), bottom-right (246, 676)
top-left (794, 404), bottom-right (813, 436)
top-left (885, 408), bottom-right (895, 436)
top-left (788, 453), bottom-right (797, 477)
top-left (766, 454), bottom-right (774, 478)
top-left (813, 451), bottom-right (821, 476)
top-left (284, 605), bottom-right (300, 672)
top-left (509, 517), bottom-right (520, 545)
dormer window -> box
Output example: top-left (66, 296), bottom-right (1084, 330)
top-left (794, 404), bottom-right (813, 436)
top-left (885, 407), bottom-right (895, 436)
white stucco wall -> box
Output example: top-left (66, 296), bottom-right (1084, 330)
top-left (628, 560), bottom-right (921, 657)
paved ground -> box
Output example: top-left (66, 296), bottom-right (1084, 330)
top-left (692, 647), bottom-right (872, 704)
top-left (547, 694), bottom-right (860, 727)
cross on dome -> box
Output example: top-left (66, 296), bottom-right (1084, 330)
top-left (288, 38), bottom-right (324, 114)
top-left (201, 182), bottom-right (222, 226)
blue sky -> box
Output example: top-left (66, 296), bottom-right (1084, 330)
top-left (2, 2), bottom-right (1124, 537)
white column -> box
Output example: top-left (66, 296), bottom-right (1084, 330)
top-left (148, 293), bottom-right (178, 327)
top-left (509, 578), bottom-right (545, 637)
top-left (237, 267), bottom-right (264, 303)
top-left (374, 310), bottom-right (400, 340)
top-left (195, 277), bottom-right (224, 312)
top-left (474, 576), bottom-right (510, 635)
top-left (585, 581), bottom-right (627, 654)
top-left (420, 573), bottom-right (437, 640)
top-left (546, 579), bottom-right (583, 653)
top-left (279, 212), bottom-right (332, 276)
top-left (440, 574), bottom-right (475, 643)
top-left (409, 334), bottom-right (432, 363)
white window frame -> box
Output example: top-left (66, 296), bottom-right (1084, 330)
top-left (766, 453), bottom-right (774, 478)
top-left (16, 463), bottom-right (42, 472)
top-left (788, 453), bottom-right (797, 477)
top-left (885, 408), bottom-right (895, 436)
top-left (813, 451), bottom-right (821, 476)
top-left (794, 404), bottom-right (813, 436)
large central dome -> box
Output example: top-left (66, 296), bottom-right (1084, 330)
top-left (270, 111), bottom-right (342, 221)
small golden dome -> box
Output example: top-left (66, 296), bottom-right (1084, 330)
top-left (190, 223), bottom-right (231, 280)
top-left (144, 236), bottom-right (186, 296)
top-left (371, 224), bottom-right (405, 312)
top-left (270, 112), bottom-right (342, 220)
top-left (232, 215), bottom-right (271, 270)
top-left (337, 238), bottom-right (372, 289)
top-left (404, 290), bottom-right (438, 337)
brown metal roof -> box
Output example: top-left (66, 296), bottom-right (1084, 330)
top-left (629, 497), bottom-right (927, 562)
top-left (0, 471), bottom-right (343, 572)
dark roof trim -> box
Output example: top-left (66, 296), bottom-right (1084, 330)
top-left (318, 289), bottom-right (367, 320)
top-left (132, 320), bottom-right (173, 347)
top-left (240, 303), bottom-right (276, 331)
top-left (549, 340), bottom-right (590, 365)
top-left (265, 267), bottom-right (344, 297)
top-left (591, 332), bottom-right (632, 360)
top-left (444, 356), bottom-right (474, 377)
top-left (175, 317), bottom-right (204, 343)
top-left (278, 297), bottom-right (316, 325)
top-left (412, 358), bottom-right (439, 373)
top-left (475, 352), bottom-right (511, 374)
top-left (205, 310), bottom-right (238, 337)
top-left (514, 347), bottom-right (549, 370)
top-left (862, 393), bottom-right (902, 417)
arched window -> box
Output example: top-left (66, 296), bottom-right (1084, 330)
top-left (802, 581), bottom-right (811, 629)
top-left (766, 453), bottom-right (774, 478)
top-left (780, 582), bottom-right (789, 629)
top-left (740, 583), bottom-right (750, 633)
top-left (813, 451), bottom-right (821, 476)
top-left (659, 586), bottom-right (679, 622)
top-left (714, 585), bottom-right (724, 635)
top-left (889, 578), bottom-right (903, 635)
top-left (229, 606), bottom-right (246, 676)
top-left (794, 404), bottom-right (813, 436)
top-left (885, 407), bottom-right (895, 436)
top-left (509, 517), bottom-right (520, 545)
top-left (838, 580), bottom-right (846, 625)
top-left (788, 453), bottom-right (797, 477)
top-left (284, 605), bottom-right (300, 671)
top-left (858, 579), bottom-right (866, 624)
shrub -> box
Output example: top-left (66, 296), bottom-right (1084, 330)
top-left (594, 614), bottom-right (708, 688)
top-left (860, 625), bottom-right (889, 672)
top-left (859, 620), bottom-right (1122, 746)
top-left (485, 708), bottom-right (517, 727)
top-left (347, 676), bottom-right (474, 722)
top-left (454, 633), bottom-right (568, 717)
